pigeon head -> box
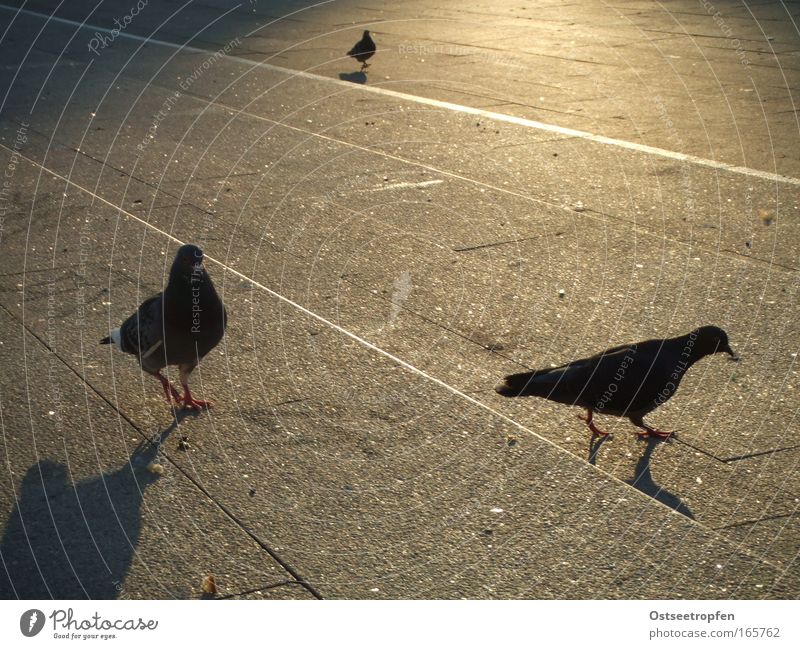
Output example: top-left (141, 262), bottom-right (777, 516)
top-left (693, 325), bottom-right (738, 361)
top-left (363, 30), bottom-right (370, 37)
top-left (170, 244), bottom-right (205, 282)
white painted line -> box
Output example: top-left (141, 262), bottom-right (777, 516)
top-left (369, 179), bottom-right (444, 191)
top-left (2, 2), bottom-right (798, 187)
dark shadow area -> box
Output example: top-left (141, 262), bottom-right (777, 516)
top-left (0, 415), bottom-right (186, 598)
top-left (587, 432), bottom-right (611, 466)
top-left (625, 437), bottom-right (694, 519)
top-left (338, 71), bottom-right (367, 84)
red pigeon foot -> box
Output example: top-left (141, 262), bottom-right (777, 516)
top-left (577, 410), bottom-right (610, 437)
top-left (182, 384), bottom-right (213, 410)
top-left (157, 373), bottom-right (182, 404)
top-left (635, 425), bottom-right (674, 439)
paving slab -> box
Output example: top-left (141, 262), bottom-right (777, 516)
top-left (6, 0), bottom-right (780, 174)
top-left (0, 308), bottom-right (312, 599)
top-left (1, 0), bottom-right (798, 600)
top-left (7, 35), bottom-right (798, 271)
top-left (2, 156), bottom-right (798, 598)
top-left (722, 512), bottom-right (800, 573)
top-left (2, 145), bottom-right (797, 572)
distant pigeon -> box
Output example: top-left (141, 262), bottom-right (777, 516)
top-left (101, 244), bottom-right (227, 410)
top-left (495, 326), bottom-right (737, 438)
top-left (347, 30), bottom-right (376, 71)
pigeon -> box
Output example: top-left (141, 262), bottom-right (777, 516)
top-left (347, 30), bottom-right (376, 71)
top-left (101, 244), bottom-right (227, 410)
top-left (495, 326), bottom-right (737, 438)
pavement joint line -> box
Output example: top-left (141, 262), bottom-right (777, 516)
top-left (453, 233), bottom-right (547, 252)
top-left (485, 135), bottom-right (580, 150)
top-left (4, 15), bottom-right (798, 579)
top-left (7, 128), bottom-right (794, 468)
top-left (7, 113), bottom-right (798, 444)
top-left (407, 38), bottom-right (615, 67)
top-left (192, 171), bottom-right (265, 182)
top-left (0, 264), bottom-right (99, 278)
top-left (578, 207), bottom-right (798, 273)
top-left (641, 27), bottom-right (796, 47)
top-left (0, 300), bottom-right (325, 600)
top-left (3, 145), bottom-right (568, 454)
top-left (715, 511), bottom-right (798, 532)
top-left (214, 579), bottom-right (305, 600)
top-left (9, 146), bottom-right (799, 566)
top-left (139, 88), bottom-right (800, 274)
top-left (129, 203), bottom-right (186, 212)
top-left (11, 94), bottom-right (800, 276)
top-left (3, 2), bottom-right (800, 186)
top-left (669, 434), bottom-right (771, 467)
top-left (0, 118), bottom-right (594, 381)
top-left (7, 119), bottom-right (537, 377)
top-left (721, 444), bottom-right (800, 464)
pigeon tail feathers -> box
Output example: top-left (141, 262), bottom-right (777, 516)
top-left (495, 371), bottom-right (542, 397)
top-left (100, 328), bottom-right (123, 351)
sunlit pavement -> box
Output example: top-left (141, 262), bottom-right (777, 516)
top-left (0, 0), bottom-right (798, 599)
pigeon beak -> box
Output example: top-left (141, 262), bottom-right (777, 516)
top-left (723, 344), bottom-right (739, 361)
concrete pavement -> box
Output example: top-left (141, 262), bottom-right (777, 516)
top-left (0, 0), bottom-right (797, 598)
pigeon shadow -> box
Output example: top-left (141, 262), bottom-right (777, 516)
top-left (587, 432), bottom-right (612, 466)
top-left (0, 413), bottom-right (187, 598)
top-left (338, 71), bottom-right (367, 84)
top-left (624, 436), bottom-right (694, 519)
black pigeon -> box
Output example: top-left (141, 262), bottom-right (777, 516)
top-left (495, 326), bottom-right (737, 438)
top-left (347, 30), bottom-right (376, 71)
top-left (101, 244), bottom-right (227, 410)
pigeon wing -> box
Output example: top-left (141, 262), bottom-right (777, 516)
top-left (581, 338), bottom-right (678, 415)
top-left (118, 293), bottom-right (164, 369)
top-left (527, 345), bottom-right (638, 408)
top-left (348, 33), bottom-right (374, 57)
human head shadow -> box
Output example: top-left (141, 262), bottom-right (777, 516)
top-left (338, 71), bottom-right (367, 84)
top-left (622, 436), bottom-right (694, 519)
top-left (0, 411), bottom-right (190, 598)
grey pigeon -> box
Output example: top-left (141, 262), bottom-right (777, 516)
top-left (101, 244), bottom-right (227, 409)
top-left (347, 30), bottom-right (376, 71)
top-left (495, 326), bottom-right (737, 438)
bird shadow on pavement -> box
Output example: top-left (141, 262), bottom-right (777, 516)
top-left (587, 432), bottom-right (612, 465)
top-left (338, 71), bottom-right (367, 84)
top-left (587, 432), bottom-right (693, 518)
top-left (0, 412), bottom-right (189, 598)
top-left (624, 436), bottom-right (694, 519)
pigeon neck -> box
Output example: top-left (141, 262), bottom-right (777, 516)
top-left (166, 266), bottom-right (214, 298)
top-left (675, 333), bottom-right (714, 369)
